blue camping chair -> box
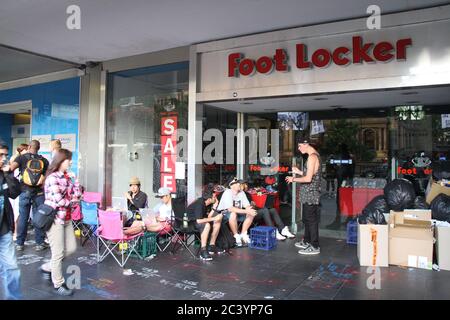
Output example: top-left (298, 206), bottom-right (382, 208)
top-left (80, 201), bottom-right (99, 247)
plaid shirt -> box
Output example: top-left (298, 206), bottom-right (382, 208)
top-left (44, 171), bottom-right (81, 224)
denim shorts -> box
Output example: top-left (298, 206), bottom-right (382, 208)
top-left (222, 211), bottom-right (246, 223)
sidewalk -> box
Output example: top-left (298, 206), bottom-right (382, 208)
top-left (4, 232), bottom-right (450, 300)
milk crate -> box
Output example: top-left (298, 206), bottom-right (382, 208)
top-left (347, 220), bottom-right (358, 245)
top-left (249, 226), bottom-right (277, 250)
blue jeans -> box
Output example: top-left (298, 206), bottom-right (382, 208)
top-left (16, 190), bottom-right (45, 246)
top-left (0, 232), bottom-right (22, 300)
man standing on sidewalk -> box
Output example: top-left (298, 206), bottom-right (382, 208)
top-left (286, 137), bottom-right (322, 255)
top-left (10, 140), bottom-right (49, 252)
top-left (0, 145), bottom-right (22, 299)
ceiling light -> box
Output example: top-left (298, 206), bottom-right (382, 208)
top-left (240, 102), bottom-right (253, 105)
top-left (313, 97), bottom-right (328, 101)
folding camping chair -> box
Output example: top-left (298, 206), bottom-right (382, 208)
top-left (169, 197), bottom-right (202, 259)
top-left (97, 209), bottom-right (143, 267)
top-left (79, 201), bottom-right (99, 247)
top-left (83, 192), bottom-right (102, 204)
top-left (71, 202), bottom-right (83, 236)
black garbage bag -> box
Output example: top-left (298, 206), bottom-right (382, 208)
top-left (432, 160), bottom-right (450, 181)
top-left (384, 179), bottom-right (416, 211)
top-left (358, 195), bottom-right (388, 225)
top-left (431, 194), bottom-right (450, 222)
top-left (413, 196), bottom-right (430, 209)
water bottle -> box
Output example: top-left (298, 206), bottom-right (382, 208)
top-left (183, 213), bottom-right (189, 229)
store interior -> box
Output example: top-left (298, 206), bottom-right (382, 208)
top-left (202, 85), bottom-right (450, 238)
top-left (0, 101), bottom-right (32, 156)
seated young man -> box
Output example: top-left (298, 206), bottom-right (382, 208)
top-left (216, 178), bottom-right (257, 247)
top-left (240, 182), bottom-right (295, 240)
top-left (123, 187), bottom-right (173, 236)
top-left (187, 186), bottom-right (224, 261)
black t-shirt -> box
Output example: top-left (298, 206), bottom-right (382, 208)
top-left (0, 179), bottom-right (9, 236)
top-left (127, 191), bottom-right (148, 212)
top-left (13, 153), bottom-right (49, 191)
top-left (186, 198), bottom-right (208, 221)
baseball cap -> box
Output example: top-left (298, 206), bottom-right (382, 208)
top-left (228, 177), bottom-right (242, 187)
top-left (156, 187), bottom-right (171, 197)
top-left (297, 136), bottom-right (310, 145)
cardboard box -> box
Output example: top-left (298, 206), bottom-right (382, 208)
top-left (436, 226), bottom-right (450, 271)
top-left (389, 210), bottom-right (434, 270)
top-left (426, 178), bottom-right (450, 204)
top-left (357, 223), bottom-right (389, 267)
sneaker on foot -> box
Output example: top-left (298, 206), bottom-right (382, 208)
top-left (200, 249), bottom-right (213, 261)
top-left (234, 234), bottom-right (242, 247)
top-left (208, 245), bottom-right (225, 255)
top-left (35, 243), bottom-right (49, 252)
top-left (240, 233), bottom-right (251, 244)
top-left (40, 267), bottom-right (52, 282)
top-left (54, 284), bottom-right (73, 296)
top-left (298, 245), bottom-right (320, 255)
top-left (281, 226), bottom-right (295, 239)
top-left (295, 239), bottom-right (310, 249)
top-left (276, 230), bottom-right (286, 241)
top-left (16, 245), bottom-right (24, 251)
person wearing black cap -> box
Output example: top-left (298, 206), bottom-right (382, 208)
top-left (216, 177), bottom-right (257, 247)
top-left (286, 136), bottom-right (321, 255)
top-left (186, 184), bottom-right (224, 261)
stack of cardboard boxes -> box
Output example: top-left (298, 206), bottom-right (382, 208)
top-left (358, 209), bottom-right (450, 271)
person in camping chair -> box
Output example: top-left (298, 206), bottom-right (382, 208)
top-left (123, 187), bottom-right (173, 236)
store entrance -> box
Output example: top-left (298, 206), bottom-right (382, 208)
top-left (204, 86), bottom-right (450, 238)
top-left (0, 101), bottom-right (32, 158)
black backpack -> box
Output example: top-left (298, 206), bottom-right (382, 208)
top-left (215, 221), bottom-right (235, 251)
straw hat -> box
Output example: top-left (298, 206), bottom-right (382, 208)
top-left (129, 177), bottom-right (141, 186)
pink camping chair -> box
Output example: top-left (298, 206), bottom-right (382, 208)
top-left (83, 192), bottom-right (102, 206)
top-left (97, 209), bottom-right (143, 267)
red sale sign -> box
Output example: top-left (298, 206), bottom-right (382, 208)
top-left (161, 115), bottom-right (177, 193)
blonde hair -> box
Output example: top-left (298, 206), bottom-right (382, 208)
top-left (51, 139), bottom-right (62, 150)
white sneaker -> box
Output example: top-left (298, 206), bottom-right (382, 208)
top-left (276, 230), bottom-right (286, 241)
top-left (234, 234), bottom-right (242, 247)
top-left (241, 233), bottom-right (251, 244)
top-left (281, 226), bottom-right (295, 239)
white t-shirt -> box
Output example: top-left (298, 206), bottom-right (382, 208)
top-left (217, 189), bottom-right (250, 211)
top-left (153, 202), bottom-right (173, 220)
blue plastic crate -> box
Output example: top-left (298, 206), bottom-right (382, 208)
top-left (249, 226), bottom-right (277, 250)
top-left (347, 220), bottom-right (358, 245)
